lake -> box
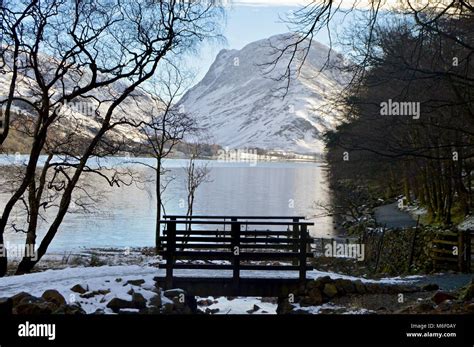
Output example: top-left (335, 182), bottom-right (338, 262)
top-left (0, 157), bottom-right (335, 252)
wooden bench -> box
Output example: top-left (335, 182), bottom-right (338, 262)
top-left (156, 216), bottom-right (315, 296)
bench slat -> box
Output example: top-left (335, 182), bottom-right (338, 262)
top-left (163, 230), bottom-right (295, 236)
top-left (162, 243), bottom-right (296, 250)
top-left (166, 236), bottom-right (307, 244)
top-left (171, 251), bottom-right (314, 260)
top-left (171, 264), bottom-right (313, 271)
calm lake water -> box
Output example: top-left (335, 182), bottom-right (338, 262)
top-left (0, 157), bottom-right (335, 252)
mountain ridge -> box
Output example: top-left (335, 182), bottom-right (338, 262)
top-left (178, 33), bottom-right (347, 154)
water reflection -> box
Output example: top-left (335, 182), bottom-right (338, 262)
top-left (0, 158), bottom-right (335, 251)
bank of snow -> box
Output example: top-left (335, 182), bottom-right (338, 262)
top-left (0, 265), bottom-right (420, 314)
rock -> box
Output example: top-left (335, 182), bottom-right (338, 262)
top-left (245, 304), bottom-right (261, 313)
top-left (197, 299), bottom-right (213, 306)
top-left (432, 291), bottom-right (457, 305)
top-left (306, 281), bottom-right (318, 290)
top-left (131, 293), bottom-right (147, 309)
top-left (70, 284), bottom-right (87, 294)
top-left (339, 279), bottom-right (356, 294)
top-left (289, 309), bottom-right (310, 314)
top-left (185, 295), bottom-right (198, 313)
top-left (414, 303), bottom-right (435, 313)
top-left (115, 278), bottom-right (122, 282)
top-left (313, 276), bottom-right (332, 290)
top-left (365, 284), bottom-right (381, 294)
top-left (459, 283), bottom-right (474, 301)
top-left (436, 300), bottom-right (453, 312)
top-left (332, 279), bottom-right (354, 295)
top-left (205, 308), bottom-right (220, 314)
top-left (464, 303), bottom-right (474, 313)
top-left (146, 306), bottom-right (162, 314)
top-left (15, 302), bottom-right (56, 314)
top-left (354, 280), bottom-right (366, 294)
top-left (127, 288), bottom-right (135, 295)
top-left (323, 283), bottom-right (338, 298)
top-left (163, 288), bottom-right (186, 299)
top-left (276, 298), bottom-right (295, 314)
top-left (422, 283), bottom-right (439, 291)
top-left (306, 288), bottom-right (323, 305)
top-left (299, 296), bottom-right (321, 307)
top-left (93, 308), bottom-right (106, 315)
top-left (10, 292), bottom-right (36, 306)
top-left (106, 298), bottom-right (135, 313)
top-left (125, 279), bottom-right (145, 286)
top-left (309, 289), bottom-right (324, 303)
top-left (0, 297), bottom-right (13, 315)
top-left (162, 302), bottom-right (174, 314)
top-left (260, 297), bottom-right (277, 304)
top-left (149, 294), bottom-right (162, 308)
top-left (53, 304), bottom-right (86, 315)
top-left (118, 308), bottom-right (140, 315)
top-left (41, 290), bottom-right (66, 308)
top-left (80, 289), bottom-right (110, 299)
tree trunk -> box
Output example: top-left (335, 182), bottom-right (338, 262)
top-left (155, 159), bottom-right (162, 254)
top-left (0, 232), bottom-right (7, 276)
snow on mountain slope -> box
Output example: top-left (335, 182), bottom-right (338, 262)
top-left (179, 33), bottom-right (348, 154)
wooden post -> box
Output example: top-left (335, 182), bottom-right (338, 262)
top-left (166, 217), bottom-right (176, 289)
top-left (231, 218), bottom-right (240, 294)
top-left (407, 216), bottom-right (420, 272)
top-left (374, 228), bottom-right (386, 273)
top-left (467, 230), bottom-right (472, 273)
top-left (458, 230), bottom-right (466, 273)
top-left (292, 218), bottom-right (299, 265)
top-left (299, 224), bottom-right (308, 282)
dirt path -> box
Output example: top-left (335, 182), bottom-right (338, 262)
top-left (410, 273), bottom-right (473, 291)
top-left (374, 202), bottom-right (417, 228)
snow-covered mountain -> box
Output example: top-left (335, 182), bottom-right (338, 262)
top-left (179, 33), bottom-right (348, 154)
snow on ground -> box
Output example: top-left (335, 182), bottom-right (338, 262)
top-left (458, 215), bottom-right (474, 231)
top-left (290, 302), bottom-right (374, 314)
top-left (0, 265), bottom-right (158, 314)
top-left (0, 264), bottom-right (420, 314)
top-left (199, 296), bottom-right (277, 314)
top-left (402, 203), bottom-right (428, 217)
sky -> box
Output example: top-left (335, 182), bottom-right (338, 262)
top-left (186, 2), bottom-right (349, 88)
top-left (184, 0), bottom-right (420, 86)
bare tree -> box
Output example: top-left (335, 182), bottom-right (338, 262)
top-left (0, 0), bottom-right (223, 276)
top-left (324, 14), bottom-right (473, 225)
top-left (184, 141), bottom-right (212, 235)
top-left (267, 0), bottom-right (473, 93)
top-left (134, 66), bottom-right (197, 252)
